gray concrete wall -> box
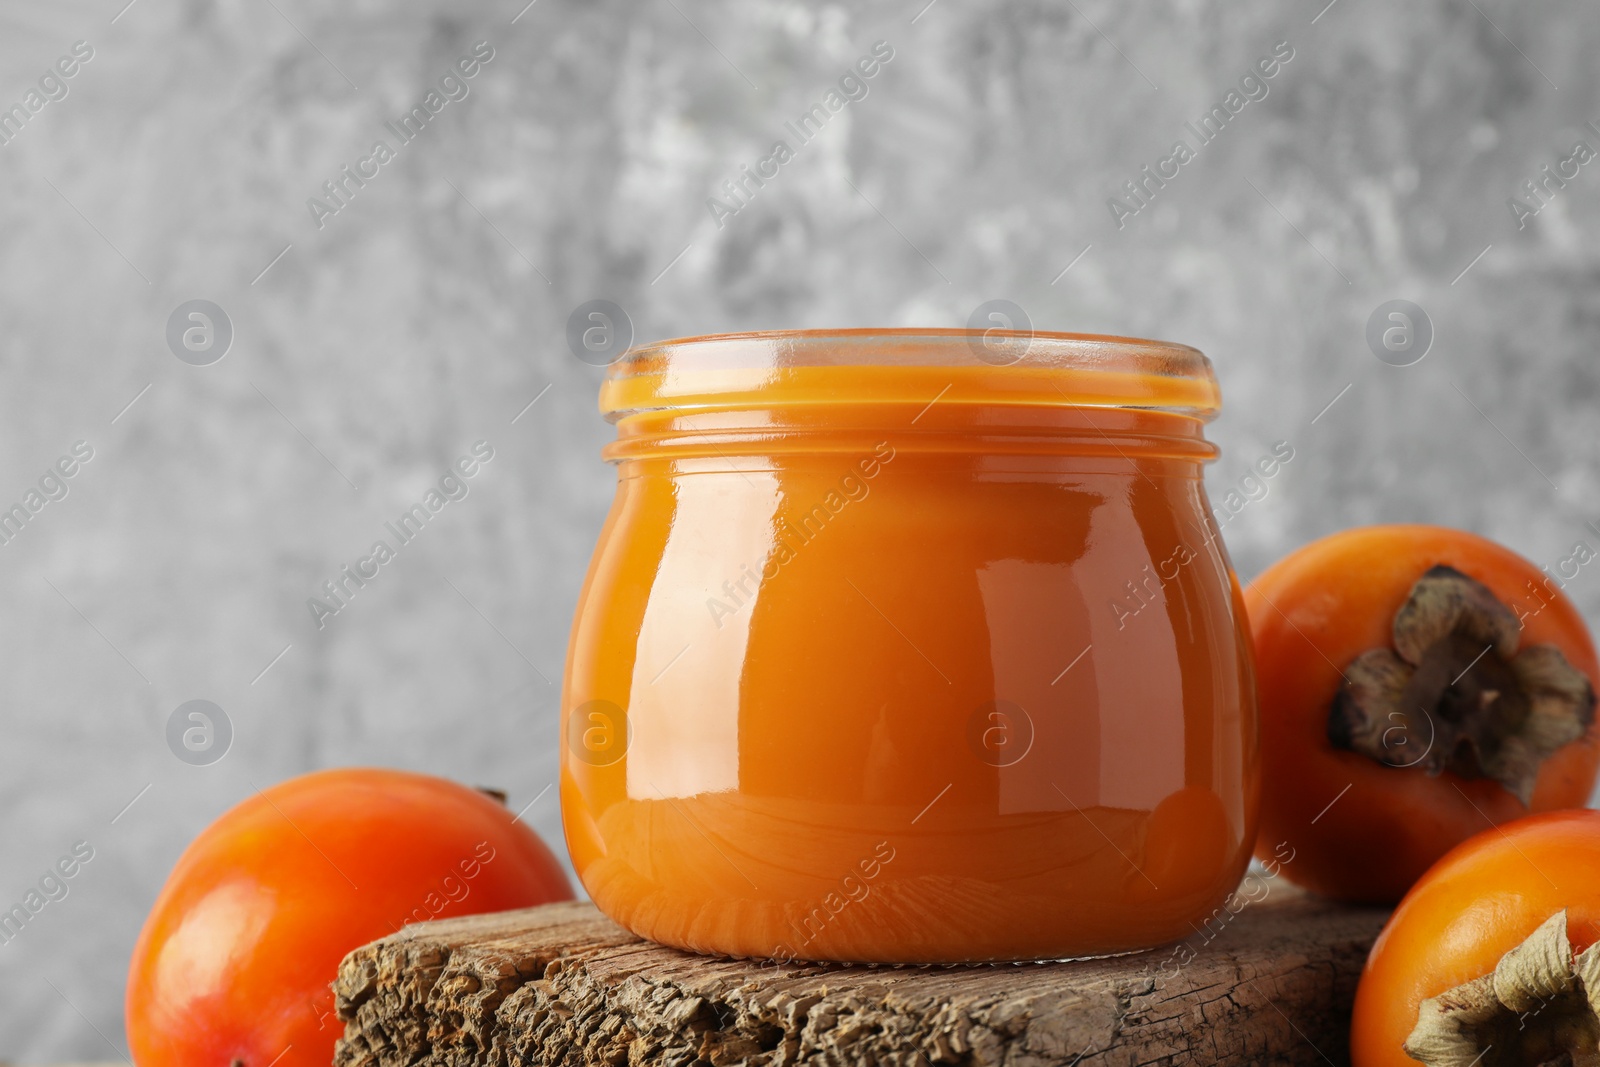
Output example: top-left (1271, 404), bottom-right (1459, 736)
top-left (2, 0), bottom-right (1598, 1056)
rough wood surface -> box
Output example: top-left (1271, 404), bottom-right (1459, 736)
top-left (334, 888), bottom-right (1389, 1067)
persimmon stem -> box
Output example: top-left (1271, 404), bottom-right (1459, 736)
top-left (1405, 911), bottom-right (1600, 1067)
top-left (1327, 566), bottom-right (1595, 805)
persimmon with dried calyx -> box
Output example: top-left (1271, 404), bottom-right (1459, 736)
top-left (1350, 809), bottom-right (1600, 1067)
top-left (126, 768), bottom-right (572, 1067)
top-left (1247, 525), bottom-right (1599, 903)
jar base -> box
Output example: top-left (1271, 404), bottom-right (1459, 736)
top-left (711, 942), bottom-right (1163, 969)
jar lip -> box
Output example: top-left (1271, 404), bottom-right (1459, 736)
top-left (600, 328), bottom-right (1220, 421)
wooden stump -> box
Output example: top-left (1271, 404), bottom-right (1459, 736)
top-left (333, 889), bottom-right (1389, 1067)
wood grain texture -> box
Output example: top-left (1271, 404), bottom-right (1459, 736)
top-left (333, 887), bottom-right (1389, 1066)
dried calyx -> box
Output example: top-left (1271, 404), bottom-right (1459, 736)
top-left (1406, 911), bottom-right (1600, 1067)
top-left (1329, 565), bottom-right (1595, 805)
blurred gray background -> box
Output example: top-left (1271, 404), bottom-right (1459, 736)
top-left (3, 0), bottom-right (1600, 1057)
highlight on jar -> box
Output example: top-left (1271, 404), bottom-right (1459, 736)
top-left (559, 328), bottom-right (1260, 965)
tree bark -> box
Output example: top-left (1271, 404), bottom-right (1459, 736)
top-left (334, 887), bottom-right (1388, 1067)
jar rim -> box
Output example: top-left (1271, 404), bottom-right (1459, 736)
top-left (599, 328), bottom-right (1220, 421)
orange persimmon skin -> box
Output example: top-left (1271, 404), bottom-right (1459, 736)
top-left (1350, 809), bottom-right (1600, 1067)
top-left (1247, 524), bottom-right (1600, 903)
top-left (126, 768), bottom-right (572, 1067)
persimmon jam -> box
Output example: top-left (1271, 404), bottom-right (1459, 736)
top-left (560, 329), bottom-right (1258, 964)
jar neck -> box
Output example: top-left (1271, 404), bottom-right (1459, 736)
top-left (604, 403), bottom-right (1218, 465)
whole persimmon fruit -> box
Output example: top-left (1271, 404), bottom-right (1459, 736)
top-left (126, 768), bottom-right (571, 1067)
top-left (1351, 809), bottom-right (1600, 1067)
top-left (1247, 524), bottom-right (1599, 903)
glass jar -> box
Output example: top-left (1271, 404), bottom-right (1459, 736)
top-left (560, 329), bottom-right (1258, 964)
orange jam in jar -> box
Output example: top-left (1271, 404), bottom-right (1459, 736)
top-left (561, 329), bottom-right (1258, 964)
